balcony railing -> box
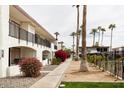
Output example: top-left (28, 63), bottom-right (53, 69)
top-left (9, 21), bottom-right (51, 48)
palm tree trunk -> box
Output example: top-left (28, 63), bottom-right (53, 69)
top-left (76, 6), bottom-right (79, 59)
top-left (73, 35), bottom-right (74, 58)
top-left (110, 29), bottom-right (113, 51)
top-left (101, 31), bottom-right (104, 46)
top-left (93, 33), bottom-right (95, 46)
top-left (98, 30), bottom-right (100, 46)
top-left (80, 5), bottom-right (89, 72)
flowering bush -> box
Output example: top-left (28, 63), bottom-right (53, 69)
top-left (65, 51), bottom-right (71, 58)
top-left (64, 49), bottom-right (71, 58)
top-left (55, 50), bottom-right (68, 62)
top-left (19, 57), bottom-right (43, 77)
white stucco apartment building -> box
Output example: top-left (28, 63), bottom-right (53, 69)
top-left (0, 5), bottom-right (57, 78)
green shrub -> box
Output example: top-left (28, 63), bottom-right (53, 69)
top-left (87, 54), bottom-right (106, 63)
top-left (51, 57), bottom-right (62, 65)
top-left (19, 57), bottom-right (43, 77)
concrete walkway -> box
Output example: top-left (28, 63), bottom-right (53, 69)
top-left (62, 61), bottom-right (124, 82)
top-left (30, 59), bottom-right (71, 88)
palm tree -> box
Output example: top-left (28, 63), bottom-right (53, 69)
top-left (73, 5), bottom-right (80, 59)
top-left (101, 28), bottom-right (106, 46)
top-left (90, 28), bottom-right (98, 46)
top-left (97, 26), bottom-right (102, 46)
top-left (76, 29), bottom-right (81, 45)
top-left (78, 29), bottom-right (81, 40)
top-left (80, 5), bottom-right (89, 72)
top-left (108, 24), bottom-right (116, 51)
top-left (54, 32), bottom-right (60, 40)
top-left (70, 32), bottom-right (76, 58)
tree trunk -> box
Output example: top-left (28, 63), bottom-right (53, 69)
top-left (80, 5), bottom-right (89, 72)
top-left (76, 6), bottom-right (80, 59)
top-left (98, 30), bottom-right (100, 46)
top-left (110, 29), bottom-right (113, 51)
top-left (73, 35), bottom-right (74, 58)
top-left (93, 33), bottom-right (95, 46)
top-left (101, 31), bottom-right (104, 46)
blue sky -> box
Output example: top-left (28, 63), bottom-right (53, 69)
top-left (20, 5), bottom-right (124, 49)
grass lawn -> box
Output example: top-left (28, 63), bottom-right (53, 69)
top-left (60, 82), bottom-right (124, 88)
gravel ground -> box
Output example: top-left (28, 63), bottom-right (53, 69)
top-left (0, 73), bottom-right (48, 88)
top-left (43, 65), bottom-right (58, 71)
top-left (0, 65), bottom-right (59, 88)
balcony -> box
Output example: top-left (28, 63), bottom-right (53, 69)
top-left (9, 20), bottom-right (51, 48)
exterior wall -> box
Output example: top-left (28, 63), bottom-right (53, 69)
top-left (0, 5), bottom-right (56, 77)
top-left (0, 5), bottom-right (9, 77)
top-left (20, 47), bottom-right (36, 57)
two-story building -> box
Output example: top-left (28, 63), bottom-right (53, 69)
top-left (0, 5), bottom-right (57, 77)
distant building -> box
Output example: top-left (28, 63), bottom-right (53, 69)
top-left (112, 47), bottom-right (124, 58)
top-left (79, 46), bottom-right (109, 54)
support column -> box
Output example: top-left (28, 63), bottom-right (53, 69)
top-left (0, 5), bottom-right (9, 77)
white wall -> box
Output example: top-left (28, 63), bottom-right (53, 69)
top-left (0, 5), bottom-right (9, 77)
top-left (21, 47), bottom-right (36, 58)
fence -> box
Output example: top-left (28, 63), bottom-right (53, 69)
top-left (95, 60), bottom-right (124, 79)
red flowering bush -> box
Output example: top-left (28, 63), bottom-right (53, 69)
top-left (18, 57), bottom-right (43, 77)
top-left (55, 50), bottom-right (67, 62)
top-left (66, 51), bottom-right (71, 58)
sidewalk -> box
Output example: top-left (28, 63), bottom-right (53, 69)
top-left (62, 61), bottom-right (124, 82)
top-left (30, 59), bottom-right (71, 88)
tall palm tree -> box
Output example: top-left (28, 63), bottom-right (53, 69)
top-left (97, 26), bottom-right (102, 46)
top-left (80, 5), bottom-right (89, 72)
top-left (108, 24), bottom-right (116, 51)
top-left (76, 29), bottom-right (81, 45)
top-left (73, 5), bottom-right (80, 59)
top-left (70, 32), bottom-right (76, 58)
top-left (101, 28), bottom-right (106, 46)
top-left (78, 29), bottom-right (82, 39)
top-left (90, 28), bottom-right (98, 46)
top-left (54, 32), bottom-right (60, 40)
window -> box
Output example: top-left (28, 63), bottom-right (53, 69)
top-left (20, 29), bottom-right (27, 40)
top-left (9, 48), bottom-right (21, 66)
top-left (32, 34), bottom-right (35, 43)
top-left (9, 21), bottom-right (20, 38)
top-left (35, 34), bottom-right (38, 44)
top-left (28, 32), bottom-right (33, 42)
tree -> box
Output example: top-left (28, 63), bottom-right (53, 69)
top-left (97, 26), bottom-right (102, 46)
top-left (101, 28), bottom-right (106, 46)
top-left (76, 29), bottom-right (81, 48)
top-left (54, 32), bottom-right (60, 40)
top-left (73, 5), bottom-right (80, 59)
top-left (108, 24), bottom-right (116, 51)
top-left (80, 5), bottom-right (89, 72)
top-left (90, 28), bottom-right (98, 46)
top-left (77, 29), bottom-right (81, 43)
top-left (70, 32), bottom-right (76, 58)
